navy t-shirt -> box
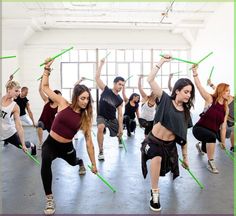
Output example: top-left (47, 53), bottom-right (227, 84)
top-left (14, 96), bottom-right (29, 116)
top-left (98, 86), bottom-right (123, 120)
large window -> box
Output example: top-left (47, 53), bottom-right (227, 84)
top-left (61, 48), bottom-right (190, 121)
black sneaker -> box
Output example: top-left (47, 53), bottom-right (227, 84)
top-left (150, 189), bottom-right (161, 211)
top-left (31, 143), bottom-right (37, 156)
top-left (230, 147), bottom-right (234, 152)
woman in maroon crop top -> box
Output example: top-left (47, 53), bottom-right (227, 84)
top-left (36, 78), bottom-right (61, 150)
top-left (40, 58), bottom-right (97, 215)
top-left (192, 65), bottom-right (229, 174)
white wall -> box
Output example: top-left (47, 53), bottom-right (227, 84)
top-left (2, 3), bottom-right (233, 121)
top-left (191, 3), bottom-right (234, 114)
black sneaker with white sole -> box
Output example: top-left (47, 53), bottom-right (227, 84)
top-left (150, 189), bottom-right (161, 211)
top-left (31, 143), bottom-right (37, 156)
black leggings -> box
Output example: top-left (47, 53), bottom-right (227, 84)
top-left (4, 133), bottom-right (31, 149)
top-left (123, 115), bottom-right (136, 133)
top-left (41, 135), bottom-right (82, 195)
top-left (192, 125), bottom-right (217, 153)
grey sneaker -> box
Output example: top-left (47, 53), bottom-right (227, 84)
top-left (79, 165), bottom-right (86, 175)
top-left (196, 142), bottom-right (204, 155)
top-left (207, 160), bottom-right (219, 174)
top-left (44, 195), bottom-right (55, 215)
top-left (98, 152), bottom-right (104, 160)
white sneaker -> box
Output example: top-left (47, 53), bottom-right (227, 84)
top-left (38, 144), bottom-right (42, 150)
top-left (44, 195), bottom-right (55, 215)
top-left (98, 152), bottom-right (104, 160)
top-left (196, 142), bottom-right (204, 155)
top-left (207, 160), bottom-right (219, 174)
top-left (79, 165), bottom-right (86, 175)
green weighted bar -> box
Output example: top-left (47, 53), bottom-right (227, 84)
top-left (160, 54), bottom-right (196, 65)
top-left (0, 55), bottom-right (16, 59)
top-left (19, 145), bottom-right (40, 166)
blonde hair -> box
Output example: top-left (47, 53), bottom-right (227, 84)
top-left (6, 81), bottom-right (21, 90)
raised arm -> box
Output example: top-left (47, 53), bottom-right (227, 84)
top-left (192, 65), bottom-right (212, 104)
top-left (95, 58), bottom-right (106, 91)
top-left (147, 55), bottom-right (171, 99)
top-left (41, 59), bottom-right (67, 111)
top-left (122, 85), bottom-right (129, 104)
top-left (168, 73), bottom-right (173, 92)
top-left (138, 76), bottom-right (147, 99)
top-left (117, 103), bottom-right (123, 138)
top-left (39, 79), bottom-right (49, 103)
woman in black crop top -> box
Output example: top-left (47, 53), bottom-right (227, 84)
top-left (192, 65), bottom-right (229, 174)
top-left (41, 58), bottom-right (97, 215)
top-left (141, 55), bottom-right (195, 212)
top-left (122, 85), bottom-right (140, 137)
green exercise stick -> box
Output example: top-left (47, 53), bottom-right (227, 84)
top-left (0, 55), bottom-right (16, 59)
top-left (12, 67), bottom-right (20, 75)
top-left (92, 130), bottom-right (96, 137)
top-left (40, 46), bottom-right (74, 66)
top-left (87, 164), bottom-right (116, 192)
top-left (224, 149), bottom-right (234, 161)
top-left (208, 66), bottom-right (214, 80)
top-left (19, 145), bottom-right (40, 166)
top-left (125, 75), bottom-right (133, 82)
top-left (179, 158), bottom-right (204, 189)
top-left (196, 52), bottom-right (213, 65)
top-left (37, 75), bottom-right (43, 81)
top-left (160, 54), bottom-right (196, 65)
top-left (84, 77), bottom-right (94, 82)
top-left (103, 52), bottom-right (111, 59)
top-left (121, 137), bottom-right (127, 152)
top-left (172, 71), bottom-right (182, 75)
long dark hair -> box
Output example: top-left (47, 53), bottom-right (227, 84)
top-left (170, 78), bottom-right (195, 120)
top-left (129, 93), bottom-right (140, 104)
top-left (71, 84), bottom-right (93, 137)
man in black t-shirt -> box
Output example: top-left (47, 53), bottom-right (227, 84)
top-left (14, 87), bottom-right (36, 126)
top-left (96, 58), bottom-right (125, 160)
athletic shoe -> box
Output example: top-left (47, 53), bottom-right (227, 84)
top-left (79, 165), bottom-right (86, 175)
top-left (31, 143), bottom-right (37, 156)
top-left (98, 152), bottom-right (105, 160)
top-left (207, 159), bottom-right (219, 174)
top-left (219, 142), bottom-right (226, 149)
top-left (230, 147), bottom-right (234, 152)
top-left (3, 141), bottom-right (9, 146)
top-left (44, 195), bottom-right (55, 215)
top-left (196, 142), bottom-right (204, 155)
top-left (150, 189), bottom-right (161, 211)
top-left (118, 139), bottom-right (123, 148)
top-left (38, 144), bottom-right (42, 150)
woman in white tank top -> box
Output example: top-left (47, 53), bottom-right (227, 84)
top-left (138, 75), bottom-right (158, 137)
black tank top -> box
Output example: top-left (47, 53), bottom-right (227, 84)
top-left (124, 101), bottom-right (138, 119)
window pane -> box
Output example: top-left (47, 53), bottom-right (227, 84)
top-left (79, 50), bottom-right (87, 61)
top-left (170, 63), bottom-right (179, 74)
top-left (134, 49), bottom-right (142, 61)
top-left (129, 63), bottom-right (141, 87)
top-left (161, 62), bottom-right (170, 75)
top-left (153, 50), bottom-right (162, 62)
top-left (79, 63), bottom-right (95, 80)
top-left (117, 50), bottom-right (125, 62)
top-left (143, 50), bottom-right (151, 62)
top-left (108, 76), bottom-right (116, 87)
top-left (107, 63), bottom-right (116, 75)
top-left (87, 50), bottom-right (96, 61)
top-left (70, 50), bottom-right (79, 62)
top-left (125, 50), bottom-right (133, 62)
top-left (61, 89), bottom-right (71, 102)
top-left (179, 63), bottom-right (188, 76)
top-left (179, 51), bottom-right (187, 61)
top-left (107, 50), bottom-right (115, 61)
top-left (61, 63), bottom-right (78, 88)
top-left (61, 52), bottom-right (70, 62)
top-left (162, 75), bottom-right (169, 89)
top-left (117, 63), bottom-right (128, 80)
top-left (98, 49), bottom-right (106, 59)
top-left (143, 63), bottom-right (151, 75)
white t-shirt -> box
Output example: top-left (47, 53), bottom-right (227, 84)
top-left (0, 101), bottom-right (17, 140)
top-left (140, 101), bottom-right (156, 121)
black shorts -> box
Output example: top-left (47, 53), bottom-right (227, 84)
top-left (97, 115), bottom-right (119, 137)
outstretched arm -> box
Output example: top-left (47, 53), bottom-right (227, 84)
top-left (207, 78), bottom-right (216, 90)
top-left (95, 58), bottom-right (106, 91)
top-left (192, 65), bottom-right (212, 104)
top-left (26, 102), bottom-right (36, 126)
top-left (85, 131), bottom-right (97, 174)
top-left (41, 58), bottom-right (67, 111)
top-left (147, 55), bottom-right (171, 99)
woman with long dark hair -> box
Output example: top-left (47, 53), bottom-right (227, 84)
top-left (192, 65), bottom-right (229, 174)
top-left (41, 58), bottom-right (97, 215)
top-left (141, 55), bottom-right (195, 211)
top-left (122, 85), bottom-right (140, 137)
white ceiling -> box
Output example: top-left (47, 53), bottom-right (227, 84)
top-left (2, 2), bottom-right (222, 48)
